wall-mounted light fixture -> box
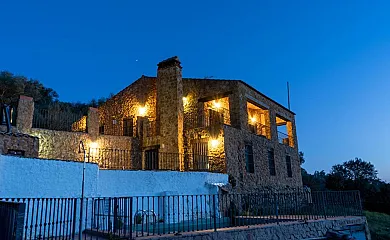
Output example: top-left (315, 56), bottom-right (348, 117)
top-left (90, 142), bottom-right (99, 149)
top-left (138, 106), bottom-right (147, 117)
top-left (250, 116), bottom-right (257, 124)
top-left (210, 139), bottom-right (219, 148)
top-left (212, 100), bottom-right (221, 109)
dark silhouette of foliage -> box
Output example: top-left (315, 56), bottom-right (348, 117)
top-left (299, 151), bottom-right (305, 165)
top-left (0, 71), bottom-right (59, 105)
top-left (301, 152), bottom-right (390, 215)
top-left (0, 71), bottom-right (109, 108)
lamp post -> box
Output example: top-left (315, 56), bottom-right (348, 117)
top-left (78, 141), bottom-right (86, 240)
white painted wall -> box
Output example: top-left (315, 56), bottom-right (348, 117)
top-left (0, 155), bottom-right (98, 198)
top-left (98, 170), bottom-right (227, 197)
top-left (0, 155), bottom-right (228, 198)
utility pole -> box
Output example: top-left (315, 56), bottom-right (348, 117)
top-left (287, 82), bottom-right (291, 110)
top-left (78, 141), bottom-right (87, 240)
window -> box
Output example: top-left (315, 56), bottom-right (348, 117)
top-left (99, 125), bottom-right (104, 134)
top-left (276, 115), bottom-right (294, 147)
top-left (245, 144), bottom-right (254, 173)
top-left (247, 101), bottom-right (270, 139)
top-left (123, 118), bottom-right (133, 137)
top-left (268, 149), bottom-right (276, 176)
top-left (286, 155), bottom-right (292, 177)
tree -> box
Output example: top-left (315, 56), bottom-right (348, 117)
top-left (0, 71), bottom-right (59, 105)
top-left (330, 158), bottom-right (377, 182)
top-left (299, 151), bottom-right (305, 165)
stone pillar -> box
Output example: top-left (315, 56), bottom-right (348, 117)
top-left (269, 109), bottom-right (279, 143)
top-left (16, 95), bottom-right (34, 133)
top-left (156, 56), bottom-right (184, 155)
top-left (87, 107), bottom-right (99, 137)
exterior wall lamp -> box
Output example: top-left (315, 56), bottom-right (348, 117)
top-left (138, 106), bottom-right (147, 117)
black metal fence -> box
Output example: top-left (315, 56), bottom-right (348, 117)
top-left (84, 148), bottom-right (225, 172)
top-left (33, 105), bottom-right (87, 132)
top-left (0, 201), bottom-right (25, 240)
top-left (1, 191), bottom-right (362, 239)
top-left (99, 119), bottom-right (137, 137)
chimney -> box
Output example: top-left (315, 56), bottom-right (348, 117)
top-left (156, 56), bottom-right (184, 157)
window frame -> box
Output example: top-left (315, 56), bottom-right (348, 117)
top-left (268, 148), bottom-right (276, 176)
top-left (286, 155), bottom-right (292, 177)
top-left (245, 144), bottom-right (254, 173)
top-left (122, 118), bottom-right (134, 137)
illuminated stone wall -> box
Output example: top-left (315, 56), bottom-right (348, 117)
top-left (29, 128), bottom-right (134, 161)
top-left (98, 75), bottom-right (157, 138)
top-left (156, 57), bottom-right (184, 155)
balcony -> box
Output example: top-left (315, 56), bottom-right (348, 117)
top-left (277, 131), bottom-right (294, 147)
top-left (248, 122), bottom-right (271, 139)
top-left (184, 107), bottom-right (230, 130)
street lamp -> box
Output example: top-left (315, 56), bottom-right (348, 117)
top-left (78, 141), bottom-right (87, 240)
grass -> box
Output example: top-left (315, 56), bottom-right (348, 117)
top-left (365, 211), bottom-right (390, 240)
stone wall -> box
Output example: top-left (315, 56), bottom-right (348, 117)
top-left (157, 57), bottom-right (184, 156)
top-left (148, 217), bottom-right (369, 240)
top-left (224, 125), bottom-right (302, 192)
top-left (182, 78), bottom-right (301, 191)
top-left (29, 128), bottom-right (134, 161)
top-left (0, 132), bottom-right (39, 157)
top-left (98, 75), bottom-right (157, 139)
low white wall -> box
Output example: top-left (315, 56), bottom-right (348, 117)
top-left (0, 155), bottom-right (99, 198)
top-left (98, 170), bottom-right (227, 196)
top-left (0, 155), bottom-right (228, 198)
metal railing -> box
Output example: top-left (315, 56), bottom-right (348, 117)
top-left (0, 200), bottom-right (25, 240)
top-left (184, 108), bottom-right (230, 130)
top-left (32, 106), bottom-right (87, 132)
top-left (83, 148), bottom-right (224, 172)
top-left (248, 123), bottom-right (271, 139)
top-left (0, 191), bottom-right (363, 239)
top-left (99, 119), bottom-right (137, 137)
top-left (277, 131), bottom-right (294, 147)
top-left (87, 148), bottom-right (135, 170)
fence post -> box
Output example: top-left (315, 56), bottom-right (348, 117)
top-left (274, 193), bottom-right (279, 225)
top-left (129, 197), bottom-right (133, 240)
top-left (15, 202), bottom-right (26, 240)
top-left (72, 199), bottom-right (78, 239)
top-left (357, 191), bottom-right (363, 216)
top-left (113, 198), bottom-right (118, 233)
top-left (213, 195), bottom-right (217, 232)
top-left (321, 192), bottom-right (327, 219)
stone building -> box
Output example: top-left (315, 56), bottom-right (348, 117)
top-left (98, 56), bottom-right (302, 191)
top-left (0, 56), bottom-right (301, 191)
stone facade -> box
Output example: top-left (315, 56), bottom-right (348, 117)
top-left (156, 56), bottom-right (184, 155)
top-left (0, 132), bottom-right (38, 157)
top-left (3, 57), bottom-right (301, 192)
top-left (95, 56), bottom-right (301, 190)
top-left (147, 217), bottom-right (369, 240)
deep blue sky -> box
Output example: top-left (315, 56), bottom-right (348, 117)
top-left (1, 0), bottom-right (389, 181)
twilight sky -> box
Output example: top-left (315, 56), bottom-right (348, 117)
top-left (1, 0), bottom-right (389, 181)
